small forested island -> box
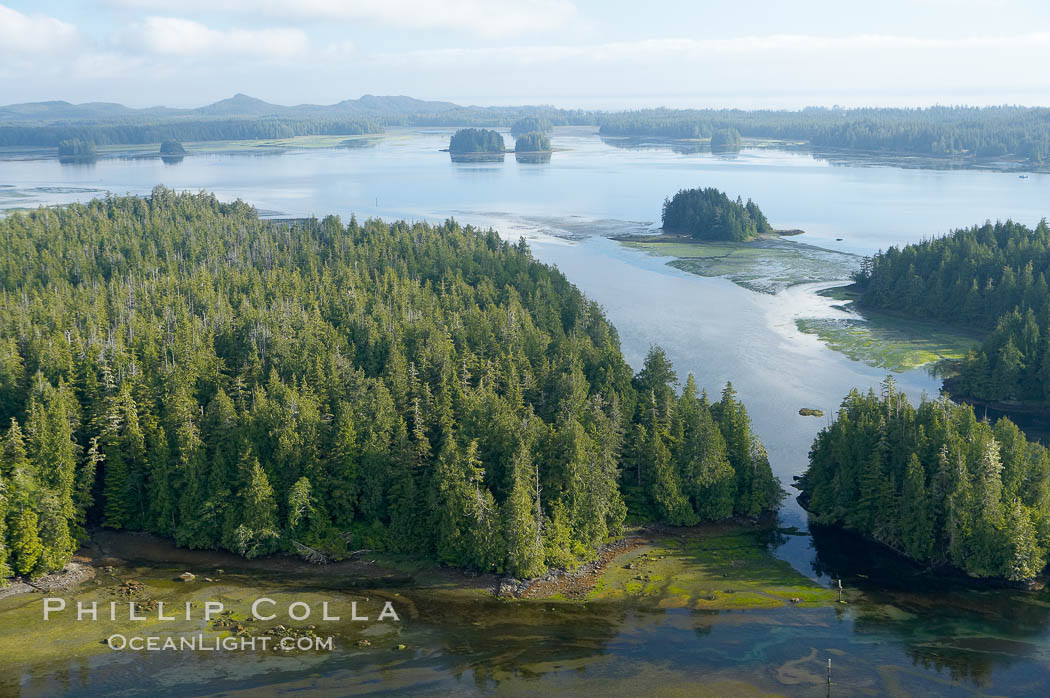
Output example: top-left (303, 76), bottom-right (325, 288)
top-left (514, 132), bottom-right (551, 152)
top-left (511, 116), bottom-right (552, 138)
top-left (160, 140), bottom-right (187, 155)
top-left (852, 219), bottom-right (1050, 406)
top-left (0, 188), bottom-right (781, 582)
top-left (710, 128), bottom-right (742, 151)
top-left (799, 379), bottom-right (1048, 582)
top-left (448, 128), bottom-right (506, 154)
top-left (56, 138), bottom-right (96, 160)
top-left (661, 187), bottom-right (773, 241)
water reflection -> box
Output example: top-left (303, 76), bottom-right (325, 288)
top-left (809, 524), bottom-right (1050, 688)
top-left (450, 153), bottom-right (505, 163)
top-left (58, 156), bottom-right (96, 167)
top-left (515, 152), bottom-right (551, 164)
top-left (338, 137), bottom-right (382, 150)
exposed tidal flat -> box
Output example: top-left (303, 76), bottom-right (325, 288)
top-left (0, 523), bottom-right (833, 695)
top-left (616, 233), bottom-right (860, 295)
top-left (4, 127), bottom-right (1050, 693)
top-left (7, 523), bottom-right (1050, 695)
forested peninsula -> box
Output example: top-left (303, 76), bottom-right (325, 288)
top-left (0, 189), bottom-right (781, 583)
top-left (661, 187), bottom-right (773, 241)
top-left (799, 380), bottom-right (1049, 583)
top-left (852, 219), bottom-right (1050, 406)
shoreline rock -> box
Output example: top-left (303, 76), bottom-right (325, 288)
top-left (0, 562), bottom-right (96, 601)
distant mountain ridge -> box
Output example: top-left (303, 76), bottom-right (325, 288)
top-left (0, 94), bottom-right (465, 123)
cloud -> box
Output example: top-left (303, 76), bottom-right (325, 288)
top-left (127, 17), bottom-right (310, 58)
top-left (370, 32), bottom-right (1050, 67)
top-left (109, 0), bottom-right (578, 37)
top-left (0, 4), bottom-right (79, 54)
top-left (323, 41), bottom-right (356, 60)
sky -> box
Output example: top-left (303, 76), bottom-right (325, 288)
top-left (2, 0), bottom-right (1050, 109)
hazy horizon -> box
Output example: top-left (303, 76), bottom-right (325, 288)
top-left (2, 1), bottom-right (1050, 110)
top-left (9, 90), bottom-right (1050, 112)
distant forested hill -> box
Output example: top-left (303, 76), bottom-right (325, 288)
top-left (0, 94), bottom-right (582, 148)
top-left (0, 189), bottom-right (781, 581)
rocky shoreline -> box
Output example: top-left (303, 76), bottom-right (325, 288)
top-left (496, 536), bottom-right (644, 600)
top-left (0, 561), bottom-right (95, 601)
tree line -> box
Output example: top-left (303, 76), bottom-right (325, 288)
top-left (598, 106), bottom-right (1050, 164)
top-left (799, 379), bottom-right (1048, 582)
top-left (511, 117), bottom-right (553, 138)
top-left (6, 102), bottom-right (1050, 165)
top-left (662, 187), bottom-right (773, 242)
top-left (852, 219), bottom-right (1050, 404)
top-left (0, 189), bottom-right (780, 581)
top-left (0, 118), bottom-right (382, 148)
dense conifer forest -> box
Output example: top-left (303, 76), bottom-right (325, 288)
top-left (448, 128), bottom-right (506, 153)
top-left (799, 380), bottom-right (1049, 581)
top-left (852, 219), bottom-right (1050, 404)
top-left (661, 188), bottom-right (773, 241)
top-left (514, 132), bottom-right (551, 152)
top-left (0, 189), bottom-right (780, 581)
top-left (510, 117), bottom-right (553, 138)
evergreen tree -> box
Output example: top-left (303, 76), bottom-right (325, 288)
top-left (503, 442), bottom-right (546, 578)
top-left (9, 508), bottom-right (43, 576)
top-left (229, 460), bottom-right (280, 559)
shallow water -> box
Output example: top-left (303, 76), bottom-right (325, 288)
top-left (3, 128), bottom-right (1050, 695)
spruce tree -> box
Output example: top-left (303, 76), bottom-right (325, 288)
top-left (900, 454), bottom-right (934, 561)
top-left (503, 442), bottom-right (546, 578)
top-left (36, 494), bottom-right (74, 573)
top-left (9, 508), bottom-right (43, 577)
top-left (230, 460), bottom-right (280, 559)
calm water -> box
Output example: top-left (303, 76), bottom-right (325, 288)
top-left (3, 128), bottom-right (1050, 695)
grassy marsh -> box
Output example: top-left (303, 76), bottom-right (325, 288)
top-left (795, 313), bottom-right (979, 372)
top-left (585, 526), bottom-right (837, 611)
